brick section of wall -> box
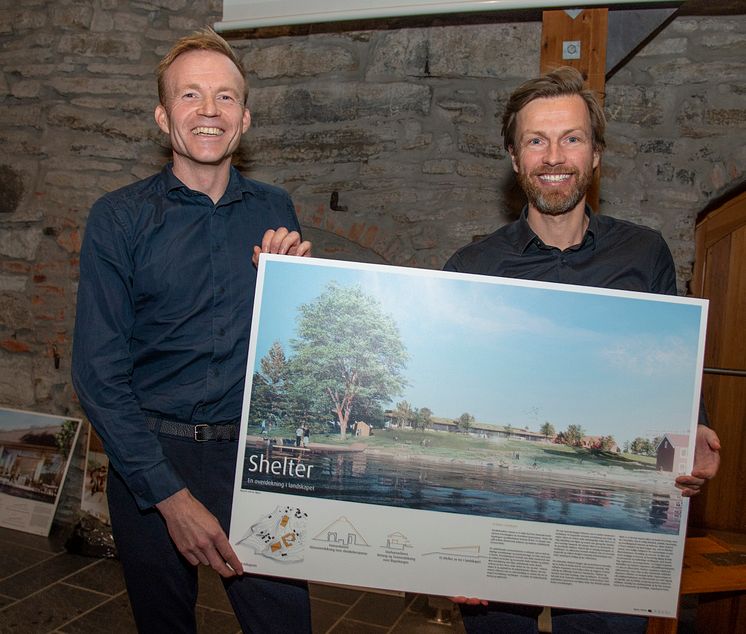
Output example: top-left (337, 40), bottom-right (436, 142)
top-left (0, 2), bottom-right (744, 523)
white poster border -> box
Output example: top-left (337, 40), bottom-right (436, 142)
top-left (230, 255), bottom-right (707, 618)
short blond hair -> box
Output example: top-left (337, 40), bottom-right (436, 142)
top-left (157, 27), bottom-right (247, 105)
top-left (502, 67), bottom-right (606, 154)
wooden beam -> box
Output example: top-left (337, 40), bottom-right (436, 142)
top-left (540, 9), bottom-right (608, 212)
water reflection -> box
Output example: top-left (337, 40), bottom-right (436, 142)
top-left (243, 450), bottom-right (681, 535)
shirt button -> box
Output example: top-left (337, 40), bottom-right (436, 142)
top-left (217, 287), bottom-right (225, 295)
top-left (218, 327), bottom-right (225, 336)
top-left (211, 367), bottom-right (220, 377)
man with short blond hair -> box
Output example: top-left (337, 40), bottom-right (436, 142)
top-left (73, 28), bottom-right (312, 632)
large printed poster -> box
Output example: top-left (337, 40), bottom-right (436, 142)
top-left (0, 407), bottom-right (82, 536)
top-left (230, 256), bottom-right (707, 617)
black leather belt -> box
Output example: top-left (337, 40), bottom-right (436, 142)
top-left (146, 416), bottom-right (239, 442)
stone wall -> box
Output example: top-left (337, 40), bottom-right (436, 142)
top-left (0, 1), bottom-right (744, 523)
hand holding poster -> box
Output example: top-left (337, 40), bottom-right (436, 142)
top-left (230, 255), bottom-right (707, 617)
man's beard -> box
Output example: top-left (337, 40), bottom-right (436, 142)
top-left (516, 164), bottom-right (593, 217)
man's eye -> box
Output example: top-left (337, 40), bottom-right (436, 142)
top-left (567, 136), bottom-right (580, 143)
top-left (528, 138), bottom-right (542, 145)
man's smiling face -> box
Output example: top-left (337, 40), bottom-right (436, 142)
top-left (155, 49), bottom-right (250, 175)
top-left (510, 94), bottom-right (600, 217)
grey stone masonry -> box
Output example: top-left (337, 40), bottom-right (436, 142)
top-left (0, 1), bottom-right (744, 524)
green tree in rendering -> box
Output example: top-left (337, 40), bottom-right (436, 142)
top-left (540, 422), bottom-right (556, 441)
top-left (599, 435), bottom-right (617, 452)
top-left (250, 341), bottom-right (293, 428)
top-left (564, 424), bottom-right (584, 447)
top-left (414, 407), bottom-right (433, 432)
top-left (291, 282), bottom-right (408, 439)
top-left (392, 400), bottom-right (414, 429)
top-left (458, 412), bottom-right (475, 433)
top-left (55, 420), bottom-right (78, 458)
top-left (630, 437), bottom-right (653, 455)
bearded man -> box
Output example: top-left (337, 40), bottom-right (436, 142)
top-left (444, 66), bottom-right (720, 634)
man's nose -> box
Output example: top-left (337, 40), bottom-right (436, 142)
top-left (198, 96), bottom-right (218, 116)
top-left (543, 141), bottom-right (565, 165)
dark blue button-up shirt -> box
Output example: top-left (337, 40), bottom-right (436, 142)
top-left (444, 207), bottom-right (677, 294)
top-left (72, 164), bottom-right (301, 509)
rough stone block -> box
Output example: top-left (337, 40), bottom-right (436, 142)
top-left (638, 37), bottom-right (687, 56)
top-left (0, 354), bottom-right (35, 406)
top-left (0, 274), bottom-right (27, 292)
top-left (249, 82), bottom-right (431, 126)
top-left (131, 0), bottom-right (189, 10)
top-left (645, 59), bottom-right (746, 85)
top-left (51, 5), bottom-right (94, 30)
top-left (91, 9), bottom-right (114, 32)
top-left (0, 9), bottom-right (47, 31)
top-left (422, 159), bottom-right (455, 174)
top-left (48, 104), bottom-right (157, 142)
top-left (9, 79), bottom-right (41, 99)
top-left (57, 33), bottom-right (142, 61)
top-left (366, 29), bottom-right (429, 79)
top-left (114, 12), bottom-right (150, 32)
top-left (243, 43), bottom-right (356, 79)
top-left (701, 31), bottom-right (746, 52)
top-left (436, 97), bottom-right (483, 124)
top-left (605, 85), bottom-right (667, 127)
top-left (457, 131), bottom-right (504, 159)
top-left (49, 76), bottom-right (153, 96)
top-left (427, 23), bottom-right (539, 79)
top-left (0, 227), bottom-right (42, 261)
top-left (0, 103), bottom-right (43, 128)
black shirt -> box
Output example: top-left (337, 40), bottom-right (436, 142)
top-left (72, 164), bottom-right (301, 508)
top-left (444, 207), bottom-right (677, 295)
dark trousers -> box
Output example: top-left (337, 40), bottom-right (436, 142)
top-left (460, 603), bottom-right (648, 634)
top-left (107, 435), bottom-right (311, 634)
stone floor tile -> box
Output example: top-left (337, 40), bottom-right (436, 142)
top-left (56, 593), bottom-right (135, 634)
top-left (327, 619), bottom-right (388, 633)
top-left (0, 541), bottom-right (56, 580)
top-left (311, 597), bottom-right (350, 633)
top-left (0, 583), bottom-right (103, 633)
top-left (195, 605), bottom-right (241, 634)
top-left (344, 591), bottom-right (407, 627)
top-left (0, 526), bottom-right (69, 554)
top-left (63, 559), bottom-right (126, 596)
top-left (0, 553), bottom-right (97, 599)
top-left (309, 582), bottom-right (365, 605)
top-left (197, 565), bottom-right (233, 612)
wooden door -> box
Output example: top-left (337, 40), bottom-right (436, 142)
top-left (688, 188), bottom-right (746, 633)
top-left (689, 189), bottom-right (746, 533)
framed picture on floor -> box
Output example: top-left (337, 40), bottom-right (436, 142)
top-left (0, 407), bottom-right (82, 536)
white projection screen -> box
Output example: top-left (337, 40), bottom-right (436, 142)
top-left (215, 0), bottom-right (671, 30)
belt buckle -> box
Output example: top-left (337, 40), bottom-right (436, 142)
top-left (194, 424), bottom-right (209, 442)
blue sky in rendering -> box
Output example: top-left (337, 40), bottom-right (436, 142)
top-left (251, 257), bottom-right (705, 444)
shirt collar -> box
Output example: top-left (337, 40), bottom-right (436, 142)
top-left (517, 204), bottom-right (597, 253)
top-left (162, 163), bottom-right (258, 204)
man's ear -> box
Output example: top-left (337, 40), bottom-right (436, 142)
top-left (592, 148), bottom-right (601, 170)
top-left (509, 145), bottom-right (519, 173)
top-left (154, 104), bottom-right (170, 135)
top-left (242, 107), bottom-right (251, 134)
